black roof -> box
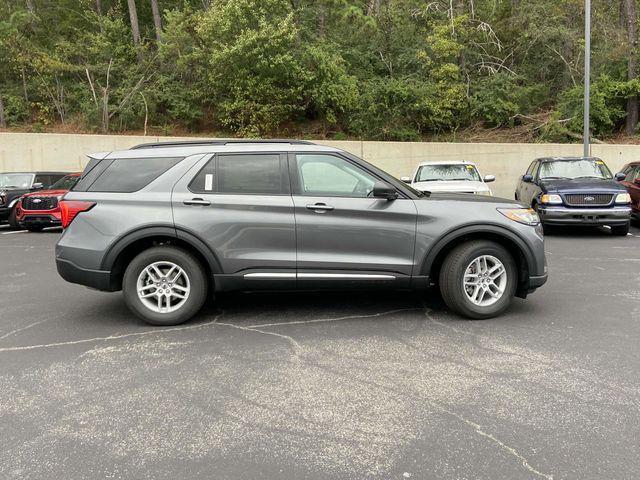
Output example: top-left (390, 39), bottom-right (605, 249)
top-left (130, 139), bottom-right (316, 150)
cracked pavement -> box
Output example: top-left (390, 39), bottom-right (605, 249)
top-left (0, 223), bottom-right (639, 479)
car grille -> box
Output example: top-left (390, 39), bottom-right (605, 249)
top-left (564, 193), bottom-right (613, 207)
top-left (22, 196), bottom-right (58, 211)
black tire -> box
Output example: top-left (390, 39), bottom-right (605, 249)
top-left (7, 206), bottom-right (20, 229)
top-left (26, 225), bottom-right (44, 232)
top-left (611, 222), bottom-right (630, 236)
top-left (439, 240), bottom-right (518, 320)
top-left (122, 246), bottom-right (208, 326)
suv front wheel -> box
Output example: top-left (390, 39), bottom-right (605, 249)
top-left (439, 240), bottom-right (517, 319)
top-left (123, 246), bottom-right (208, 325)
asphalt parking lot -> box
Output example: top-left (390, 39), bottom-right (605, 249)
top-left (0, 224), bottom-right (639, 480)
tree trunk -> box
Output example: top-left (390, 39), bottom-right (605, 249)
top-left (150, 0), bottom-right (162, 43)
top-left (367, 0), bottom-right (382, 16)
top-left (624, 0), bottom-right (638, 134)
top-left (96, 0), bottom-right (104, 32)
top-left (318, 1), bottom-right (325, 39)
top-left (127, 0), bottom-right (142, 47)
top-left (0, 95), bottom-right (6, 129)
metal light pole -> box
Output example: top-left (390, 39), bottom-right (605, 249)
top-left (583, 0), bottom-right (591, 157)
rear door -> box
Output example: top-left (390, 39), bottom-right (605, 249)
top-left (172, 152), bottom-right (296, 287)
top-left (289, 152), bottom-right (417, 286)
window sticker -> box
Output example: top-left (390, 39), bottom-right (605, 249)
top-left (205, 174), bottom-right (214, 191)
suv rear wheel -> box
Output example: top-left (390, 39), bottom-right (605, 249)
top-left (439, 240), bottom-right (517, 319)
top-left (123, 246), bottom-right (208, 326)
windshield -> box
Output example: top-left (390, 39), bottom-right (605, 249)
top-left (50, 175), bottom-right (80, 191)
top-left (0, 173), bottom-right (33, 189)
top-left (539, 159), bottom-right (612, 180)
top-left (415, 164), bottom-right (481, 182)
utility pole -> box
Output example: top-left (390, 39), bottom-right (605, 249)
top-left (583, 0), bottom-right (591, 157)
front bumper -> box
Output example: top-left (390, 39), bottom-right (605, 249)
top-left (528, 273), bottom-right (548, 290)
top-left (19, 214), bottom-right (62, 227)
top-left (539, 206), bottom-right (631, 226)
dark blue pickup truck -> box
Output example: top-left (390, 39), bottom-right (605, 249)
top-left (515, 157), bottom-right (632, 235)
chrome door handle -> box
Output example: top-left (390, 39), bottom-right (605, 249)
top-left (306, 203), bottom-right (334, 212)
top-left (183, 198), bottom-right (211, 206)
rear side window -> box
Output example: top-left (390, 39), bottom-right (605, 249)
top-left (85, 157), bottom-right (182, 193)
top-left (189, 154), bottom-right (287, 195)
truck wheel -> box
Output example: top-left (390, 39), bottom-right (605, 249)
top-left (439, 240), bottom-right (517, 319)
top-left (610, 222), bottom-right (630, 236)
top-left (8, 206), bottom-right (20, 229)
top-left (123, 246), bottom-right (208, 326)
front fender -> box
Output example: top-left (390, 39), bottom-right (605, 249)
top-left (419, 223), bottom-right (539, 279)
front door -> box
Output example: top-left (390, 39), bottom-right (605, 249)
top-left (290, 153), bottom-right (417, 285)
top-left (622, 165), bottom-right (640, 214)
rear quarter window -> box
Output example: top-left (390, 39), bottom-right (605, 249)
top-left (82, 157), bottom-right (183, 193)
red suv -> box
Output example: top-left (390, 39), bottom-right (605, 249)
top-left (620, 162), bottom-right (640, 222)
top-left (16, 173), bottom-right (81, 231)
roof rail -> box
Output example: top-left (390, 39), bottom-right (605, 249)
top-left (130, 139), bottom-right (316, 149)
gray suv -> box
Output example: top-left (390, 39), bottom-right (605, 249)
top-left (55, 140), bottom-right (547, 325)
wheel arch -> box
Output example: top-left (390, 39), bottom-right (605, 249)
top-left (102, 226), bottom-right (222, 291)
top-left (421, 224), bottom-right (534, 298)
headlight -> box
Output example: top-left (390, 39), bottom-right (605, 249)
top-left (540, 194), bottom-right (562, 205)
top-left (477, 190), bottom-right (493, 196)
top-left (497, 208), bottom-right (540, 226)
top-left (615, 193), bottom-right (631, 204)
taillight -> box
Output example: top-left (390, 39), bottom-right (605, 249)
top-left (59, 200), bottom-right (95, 228)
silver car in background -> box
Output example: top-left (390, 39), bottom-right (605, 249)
top-left (403, 160), bottom-right (495, 195)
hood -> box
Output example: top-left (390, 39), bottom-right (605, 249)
top-left (21, 189), bottom-right (69, 198)
top-left (412, 180), bottom-right (490, 194)
top-left (423, 192), bottom-right (518, 206)
top-left (540, 177), bottom-right (626, 193)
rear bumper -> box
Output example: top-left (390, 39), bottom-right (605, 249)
top-left (539, 206), bottom-right (631, 225)
top-left (56, 258), bottom-right (114, 291)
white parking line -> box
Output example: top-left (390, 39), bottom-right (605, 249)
top-left (1, 230), bottom-right (27, 235)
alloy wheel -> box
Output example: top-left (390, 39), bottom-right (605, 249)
top-left (462, 255), bottom-right (507, 307)
top-left (136, 261), bottom-right (191, 313)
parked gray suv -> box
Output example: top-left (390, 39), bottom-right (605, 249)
top-left (55, 140), bottom-right (547, 325)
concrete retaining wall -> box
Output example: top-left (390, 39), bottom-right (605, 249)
top-left (0, 132), bottom-right (636, 198)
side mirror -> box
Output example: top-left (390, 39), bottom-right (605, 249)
top-left (400, 176), bottom-right (412, 184)
top-left (522, 174), bottom-right (534, 183)
top-left (32, 182), bottom-right (44, 190)
top-left (372, 181), bottom-right (398, 200)
top-left (483, 174), bottom-right (496, 183)
top-left (615, 172), bottom-right (626, 181)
